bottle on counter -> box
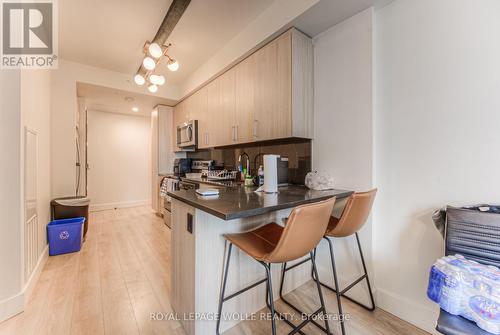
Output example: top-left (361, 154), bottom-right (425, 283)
top-left (245, 175), bottom-right (254, 186)
top-left (241, 167), bottom-right (247, 182)
top-left (258, 165), bottom-right (264, 186)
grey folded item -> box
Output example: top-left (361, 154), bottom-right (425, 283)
top-left (432, 205), bottom-right (500, 238)
top-left (432, 207), bottom-right (447, 238)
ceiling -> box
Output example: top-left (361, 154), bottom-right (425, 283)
top-left (77, 82), bottom-right (175, 117)
top-left (292, 0), bottom-right (393, 37)
top-left (60, 0), bottom-right (275, 86)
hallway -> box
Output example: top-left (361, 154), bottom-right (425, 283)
top-left (0, 207), bottom-right (428, 335)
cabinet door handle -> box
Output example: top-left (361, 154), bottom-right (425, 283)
top-left (235, 125), bottom-right (238, 142)
top-left (205, 132), bottom-right (209, 145)
top-left (232, 126), bottom-right (236, 142)
top-left (253, 120), bottom-right (258, 138)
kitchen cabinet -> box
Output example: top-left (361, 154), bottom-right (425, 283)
top-left (173, 27), bottom-right (313, 148)
top-left (201, 79), bottom-right (220, 148)
top-left (253, 30), bottom-right (292, 140)
top-left (233, 54), bottom-right (255, 144)
top-left (151, 105), bottom-right (173, 213)
top-left (190, 87), bottom-right (209, 149)
top-left (217, 69), bottom-right (236, 146)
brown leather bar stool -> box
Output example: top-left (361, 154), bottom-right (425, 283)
top-left (216, 197), bottom-right (337, 335)
top-left (280, 189), bottom-right (377, 335)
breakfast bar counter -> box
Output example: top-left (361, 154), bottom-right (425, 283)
top-left (168, 185), bottom-right (353, 335)
top-left (168, 185), bottom-right (352, 220)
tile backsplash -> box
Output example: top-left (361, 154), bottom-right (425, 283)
top-left (187, 139), bottom-right (312, 185)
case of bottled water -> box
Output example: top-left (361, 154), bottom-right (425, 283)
top-left (427, 254), bottom-right (500, 334)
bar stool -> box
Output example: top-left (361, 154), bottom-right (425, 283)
top-left (280, 189), bottom-right (377, 335)
top-left (216, 197), bottom-right (337, 335)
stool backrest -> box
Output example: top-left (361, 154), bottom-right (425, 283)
top-left (327, 189), bottom-right (377, 237)
top-left (265, 197), bottom-right (336, 263)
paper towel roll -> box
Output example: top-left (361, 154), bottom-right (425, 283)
top-left (263, 154), bottom-right (279, 193)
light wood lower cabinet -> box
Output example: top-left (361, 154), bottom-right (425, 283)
top-left (173, 28), bottom-right (313, 148)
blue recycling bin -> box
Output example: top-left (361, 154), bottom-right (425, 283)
top-left (47, 217), bottom-right (85, 256)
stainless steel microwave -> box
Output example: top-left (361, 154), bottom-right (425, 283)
top-left (176, 120), bottom-right (198, 148)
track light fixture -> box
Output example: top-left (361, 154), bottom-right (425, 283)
top-left (132, 0), bottom-right (190, 93)
top-left (133, 42), bottom-right (179, 93)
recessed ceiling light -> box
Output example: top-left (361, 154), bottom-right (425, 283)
top-left (132, 107), bottom-right (139, 112)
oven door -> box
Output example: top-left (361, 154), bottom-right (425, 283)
top-left (177, 120), bottom-right (198, 148)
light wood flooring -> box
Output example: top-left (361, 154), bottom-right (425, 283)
top-left (0, 207), bottom-right (430, 335)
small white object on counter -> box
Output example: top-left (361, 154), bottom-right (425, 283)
top-left (305, 171), bottom-right (335, 190)
top-left (262, 154), bottom-right (279, 193)
top-left (195, 189), bottom-right (220, 196)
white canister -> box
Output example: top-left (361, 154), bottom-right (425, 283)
top-left (263, 154), bottom-right (279, 193)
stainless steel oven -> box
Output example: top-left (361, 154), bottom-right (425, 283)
top-left (176, 120), bottom-right (198, 148)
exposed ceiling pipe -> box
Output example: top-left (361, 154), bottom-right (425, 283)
top-left (136, 0), bottom-right (191, 78)
top-left (153, 0), bottom-right (191, 45)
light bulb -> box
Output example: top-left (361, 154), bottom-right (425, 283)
top-left (148, 43), bottom-right (163, 58)
top-left (167, 59), bottom-right (179, 72)
top-left (134, 74), bottom-right (145, 86)
top-left (150, 74), bottom-right (166, 86)
top-left (148, 84), bottom-right (158, 93)
top-left (132, 107), bottom-right (139, 112)
top-left (143, 57), bottom-right (156, 71)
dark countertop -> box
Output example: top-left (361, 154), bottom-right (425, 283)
top-left (168, 185), bottom-right (353, 220)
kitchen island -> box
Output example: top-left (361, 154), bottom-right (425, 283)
top-left (168, 185), bottom-right (352, 335)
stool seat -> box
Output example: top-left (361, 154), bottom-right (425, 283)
top-left (225, 223), bottom-right (283, 262)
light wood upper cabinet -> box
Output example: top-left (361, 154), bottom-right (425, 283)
top-left (217, 69), bottom-right (236, 146)
top-left (192, 87), bottom-right (208, 149)
top-left (173, 28), bottom-right (313, 148)
top-left (204, 79), bottom-right (220, 148)
top-left (234, 54), bottom-right (255, 144)
top-left (253, 30), bottom-right (292, 141)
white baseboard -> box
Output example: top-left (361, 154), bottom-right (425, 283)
top-left (90, 199), bottom-right (151, 212)
top-left (0, 244), bottom-right (49, 323)
top-left (23, 244), bottom-right (49, 303)
top-left (0, 292), bottom-right (24, 324)
top-left (376, 287), bottom-right (440, 334)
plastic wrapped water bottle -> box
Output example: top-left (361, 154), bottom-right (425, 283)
top-left (427, 254), bottom-right (500, 334)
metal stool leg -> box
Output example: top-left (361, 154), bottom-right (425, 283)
top-left (311, 251), bottom-right (332, 335)
top-left (216, 243), bottom-right (233, 335)
top-left (314, 235), bottom-right (376, 312)
top-left (355, 233), bottom-right (376, 310)
top-left (261, 262), bottom-right (277, 335)
top-left (325, 236), bottom-right (347, 335)
top-left (278, 255), bottom-right (332, 334)
top-left (266, 265), bottom-right (306, 335)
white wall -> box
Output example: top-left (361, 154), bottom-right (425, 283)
top-left (312, 8), bottom-right (374, 304)
top-left (87, 110), bottom-right (151, 211)
top-left (21, 70), bottom-right (52, 258)
top-left (0, 70), bottom-right (22, 321)
top-left (19, 70), bottom-right (52, 311)
top-left (374, 0), bottom-right (500, 332)
top-left (0, 68), bottom-right (51, 322)
top-left (50, 60), bottom-right (179, 198)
